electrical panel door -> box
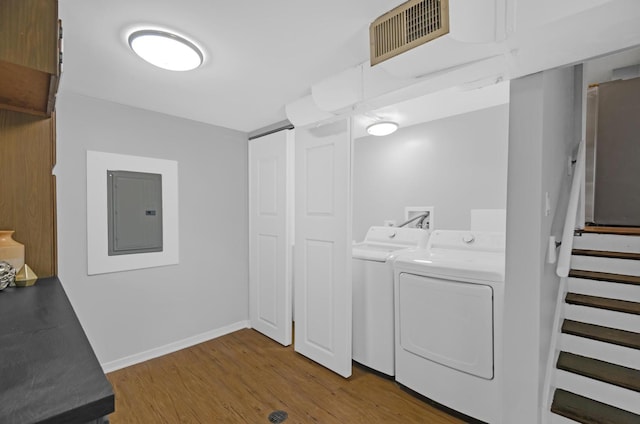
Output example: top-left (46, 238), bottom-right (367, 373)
top-left (107, 170), bottom-right (163, 255)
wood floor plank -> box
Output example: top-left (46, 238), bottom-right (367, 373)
top-left (565, 292), bottom-right (640, 315)
top-left (569, 270), bottom-right (640, 286)
top-left (106, 329), bottom-right (465, 423)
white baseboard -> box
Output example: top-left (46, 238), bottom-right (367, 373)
top-left (101, 320), bottom-right (250, 373)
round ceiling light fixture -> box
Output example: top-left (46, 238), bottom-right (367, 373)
top-left (366, 121), bottom-right (399, 136)
top-left (128, 29), bottom-right (204, 71)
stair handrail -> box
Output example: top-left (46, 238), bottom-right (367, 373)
top-left (556, 139), bottom-right (586, 277)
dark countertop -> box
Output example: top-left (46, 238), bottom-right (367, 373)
top-left (0, 277), bottom-right (114, 424)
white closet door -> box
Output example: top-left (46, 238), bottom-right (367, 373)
top-left (294, 119), bottom-right (352, 378)
top-left (249, 130), bottom-right (293, 346)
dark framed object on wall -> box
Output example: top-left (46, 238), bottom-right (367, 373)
top-left (107, 170), bottom-right (163, 256)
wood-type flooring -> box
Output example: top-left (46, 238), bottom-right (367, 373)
top-left (106, 328), bottom-right (465, 423)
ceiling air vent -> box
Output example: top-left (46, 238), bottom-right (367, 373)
top-left (370, 0), bottom-right (449, 66)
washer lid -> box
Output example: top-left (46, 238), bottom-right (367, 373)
top-left (352, 226), bottom-right (430, 261)
top-left (352, 243), bottom-right (401, 261)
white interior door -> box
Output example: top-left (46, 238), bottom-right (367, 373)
top-left (294, 119), bottom-right (352, 378)
top-left (249, 130), bottom-right (293, 346)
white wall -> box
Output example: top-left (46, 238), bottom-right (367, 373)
top-left (352, 105), bottom-right (509, 241)
top-left (503, 65), bottom-right (580, 423)
top-left (56, 92), bottom-right (249, 369)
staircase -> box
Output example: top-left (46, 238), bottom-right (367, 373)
top-left (549, 228), bottom-right (640, 424)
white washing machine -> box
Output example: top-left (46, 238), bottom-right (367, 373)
top-left (352, 226), bottom-right (430, 376)
top-left (393, 230), bottom-right (505, 423)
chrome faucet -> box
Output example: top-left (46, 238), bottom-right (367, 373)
top-left (397, 211), bottom-right (430, 229)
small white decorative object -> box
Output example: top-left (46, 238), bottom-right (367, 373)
top-left (0, 261), bottom-right (16, 290)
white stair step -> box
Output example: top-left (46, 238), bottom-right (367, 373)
top-left (560, 333), bottom-right (640, 370)
top-left (571, 255), bottom-right (640, 277)
top-left (567, 277), bottom-right (640, 303)
top-left (573, 233), bottom-right (640, 253)
top-left (554, 369), bottom-right (640, 415)
top-left (564, 304), bottom-right (640, 333)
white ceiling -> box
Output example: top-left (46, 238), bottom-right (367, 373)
top-left (58, 0), bottom-right (405, 133)
top-left (58, 0), bottom-right (640, 136)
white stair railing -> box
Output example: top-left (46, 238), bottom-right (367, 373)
top-left (556, 139), bottom-right (586, 278)
top-left (543, 139), bottom-right (586, 423)
top-left (541, 276), bottom-right (568, 424)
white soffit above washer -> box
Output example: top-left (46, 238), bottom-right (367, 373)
top-left (353, 79), bottom-right (510, 139)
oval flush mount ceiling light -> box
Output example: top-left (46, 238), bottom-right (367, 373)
top-left (366, 121), bottom-right (399, 136)
top-left (128, 29), bottom-right (203, 71)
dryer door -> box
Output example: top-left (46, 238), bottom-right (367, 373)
top-left (398, 273), bottom-right (494, 379)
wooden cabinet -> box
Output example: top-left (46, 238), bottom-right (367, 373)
top-left (0, 110), bottom-right (57, 277)
top-left (0, 0), bottom-right (61, 116)
top-left (0, 0), bottom-right (58, 277)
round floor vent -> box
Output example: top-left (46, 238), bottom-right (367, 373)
top-left (268, 410), bottom-right (288, 423)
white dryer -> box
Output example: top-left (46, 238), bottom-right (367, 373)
top-left (352, 226), bottom-right (430, 376)
top-left (393, 230), bottom-right (505, 423)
